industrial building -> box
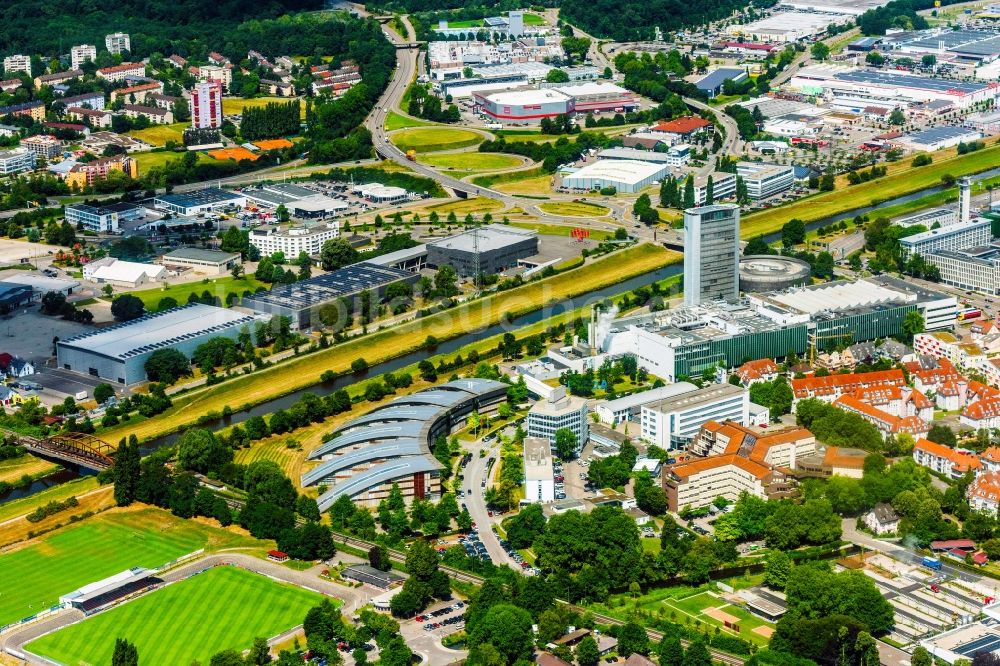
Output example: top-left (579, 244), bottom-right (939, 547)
top-left (695, 68), bottom-right (748, 98)
top-left (562, 159), bottom-right (670, 193)
top-left (736, 162), bottom-right (795, 199)
top-left (1, 273), bottom-right (80, 296)
top-left (788, 65), bottom-right (999, 110)
top-left (597, 278), bottom-right (956, 381)
top-left (425, 224), bottom-right (538, 276)
top-left (899, 218), bottom-right (994, 258)
top-left (64, 202), bottom-right (146, 234)
top-left (739, 255), bottom-right (812, 292)
top-left (302, 379), bottom-right (509, 510)
top-left (684, 204), bottom-right (741, 306)
top-left (56, 303), bottom-right (256, 385)
top-left (249, 222), bottom-right (341, 258)
top-left (153, 188), bottom-right (246, 216)
top-left (592, 382), bottom-right (698, 426)
top-left (241, 263), bottom-right (418, 330)
top-left (894, 207), bottom-right (957, 229)
top-left (599, 145), bottom-right (690, 168)
top-left (523, 437), bottom-right (554, 503)
top-left (87, 259), bottom-right (166, 287)
top-left (0, 148), bottom-right (36, 176)
top-left (898, 126), bottom-right (983, 152)
top-left (473, 82), bottom-right (637, 124)
top-left (727, 10), bottom-right (853, 42)
top-left (160, 248), bottom-right (242, 276)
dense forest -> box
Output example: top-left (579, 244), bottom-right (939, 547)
top-left (856, 0), bottom-right (963, 34)
top-left (0, 0), bottom-right (321, 57)
top-left (559, 0), bottom-right (778, 41)
top-left (370, 0), bottom-right (549, 16)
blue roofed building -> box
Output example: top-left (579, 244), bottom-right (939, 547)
top-left (695, 67), bottom-right (748, 98)
top-left (303, 379), bottom-right (510, 510)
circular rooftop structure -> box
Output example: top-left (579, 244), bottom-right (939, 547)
top-left (739, 255), bottom-right (812, 293)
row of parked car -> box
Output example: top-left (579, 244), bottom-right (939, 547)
top-left (460, 531), bottom-right (491, 562)
top-left (498, 536), bottom-right (541, 576)
top-left (418, 601), bottom-right (465, 631)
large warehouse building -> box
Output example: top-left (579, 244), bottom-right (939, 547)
top-left (303, 379), bottom-right (509, 510)
top-left (56, 304), bottom-right (256, 385)
top-left (241, 263), bottom-right (418, 329)
top-left (426, 224), bottom-right (538, 276)
top-left (562, 159), bottom-right (670, 193)
top-left (473, 82), bottom-right (637, 123)
top-left (788, 65), bottom-right (999, 110)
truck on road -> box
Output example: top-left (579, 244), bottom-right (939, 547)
top-left (923, 555), bottom-right (942, 570)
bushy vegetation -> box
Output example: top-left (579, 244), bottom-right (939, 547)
top-left (560, 0), bottom-right (778, 41)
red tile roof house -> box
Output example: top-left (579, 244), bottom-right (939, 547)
top-left (266, 550), bottom-right (289, 562)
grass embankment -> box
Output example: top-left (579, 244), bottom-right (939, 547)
top-left (421, 152), bottom-right (524, 171)
top-left (0, 454), bottom-right (58, 484)
top-left (390, 127), bottom-right (484, 153)
top-left (27, 566), bottom-right (321, 666)
top-left (538, 201), bottom-right (610, 217)
top-left (122, 275), bottom-right (270, 311)
top-left (741, 143), bottom-right (1000, 238)
top-left (385, 110), bottom-right (435, 131)
top-left (100, 243), bottom-right (677, 444)
top-left (222, 96), bottom-right (307, 119)
top-left (0, 507), bottom-right (263, 626)
top-left (509, 222), bottom-right (614, 240)
top-left (0, 476), bottom-right (100, 525)
top-left (472, 165), bottom-right (549, 189)
top-left (422, 197), bottom-right (505, 215)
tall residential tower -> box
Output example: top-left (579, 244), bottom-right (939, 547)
top-left (683, 203), bottom-right (740, 306)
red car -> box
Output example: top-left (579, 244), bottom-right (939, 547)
top-left (930, 585), bottom-right (940, 593)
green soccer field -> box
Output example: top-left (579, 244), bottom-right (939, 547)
top-left (27, 566), bottom-right (324, 665)
top-left (0, 509), bottom-right (259, 626)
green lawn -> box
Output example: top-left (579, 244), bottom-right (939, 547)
top-left (222, 96), bottom-right (307, 119)
top-left (444, 13), bottom-right (544, 27)
top-left (385, 111), bottom-right (435, 131)
top-left (27, 566), bottom-right (323, 665)
top-left (133, 150), bottom-right (214, 172)
top-left (127, 122), bottom-right (189, 147)
top-left (421, 152), bottom-right (523, 170)
top-left (390, 127), bottom-right (483, 153)
top-left (538, 201), bottom-right (610, 217)
top-left (508, 221), bottom-right (613, 241)
top-left (0, 508), bottom-right (260, 626)
top-left (123, 275), bottom-right (269, 311)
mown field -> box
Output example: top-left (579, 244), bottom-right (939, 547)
top-left (0, 454), bottom-right (57, 484)
top-left (99, 243), bottom-right (677, 444)
top-left (0, 508), bottom-right (261, 626)
top-left (385, 111), bottom-right (435, 131)
top-left (538, 201), bottom-right (610, 217)
top-left (222, 96), bottom-right (307, 119)
top-left (128, 122), bottom-right (188, 147)
top-left (421, 152), bottom-right (524, 171)
top-left (121, 275), bottom-right (269, 311)
top-left (27, 566), bottom-right (322, 666)
top-left (390, 127), bottom-right (484, 153)
top-left (132, 150), bottom-right (214, 172)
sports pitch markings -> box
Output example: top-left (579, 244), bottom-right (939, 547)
top-left (26, 566), bottom-right (323, 666)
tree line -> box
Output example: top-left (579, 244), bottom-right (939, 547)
top-left (239, 101), bottom-right (301, 141)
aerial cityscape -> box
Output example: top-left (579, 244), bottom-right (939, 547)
top-left (5, 0), bottom-right (1000, 664)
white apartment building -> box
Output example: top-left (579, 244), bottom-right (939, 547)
top-left (899, 218), bottom-right (993, 258)
top-left (0, 147), bottom-right (35, 175)
top-left (70, 45), bottom-right (97, 71)
top-left (523, 437), bottom-right (554, 503)
top-left (198, 65), bottom-right (232, 90)
top-left (105, 33), bottom-right (131, 55)
top-left (526, 387), bottom-right (589, 448)
top-left (249, 223), bottom-right (340, 257)
top-left (640, 383), bottom-right (750, 450)
top-left (96, 62), bottom-right (146, 83)
top-left (3, 55), bottom-right (31, 77)
top-left (912, 438), bottom-right (981, 479)
top-left (736, 162), bottom-right (794, 200)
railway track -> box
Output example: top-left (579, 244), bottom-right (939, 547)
top-left (334, 533), bottom-right (747, 664)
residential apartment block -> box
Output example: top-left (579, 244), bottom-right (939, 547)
top-left (20, 135), bottom-right (61, 160)
top-left (191, 80), bottom-right (223, 129)
top-left (64, 154), bottom-right (138, 190)
top-left (96, 62), bottom-right (145, 83)
top-left (70, 45), bottom-right (97, 71)
top-left (3, 55), bottom-right (31, 76)
top-left (912, 438), bottom-right (982, 479)
top-left (791, 369), bottom-right (907, 403)
top-left (198, 65), bottom-right (232, 90)
top-left (105, 33), bottom-right (131, 55)
top-left (663, 454), bottom-right (794, 512)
